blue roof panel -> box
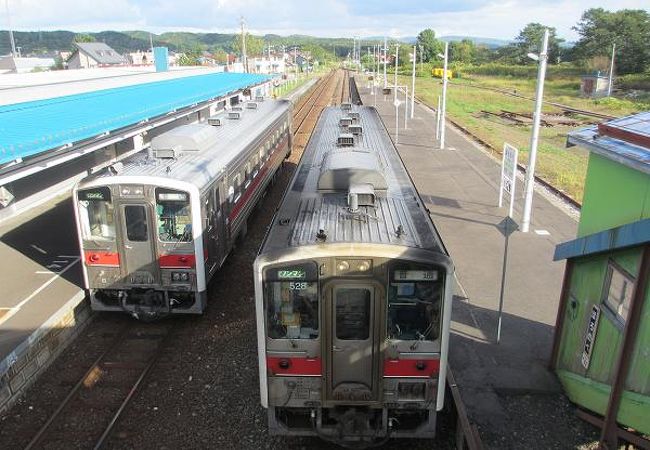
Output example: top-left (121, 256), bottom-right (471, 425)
top-left (0, 72), bottom-right (270, 165)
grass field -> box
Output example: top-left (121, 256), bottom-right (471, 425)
top-left (395, 70), bottom-right (649, 203)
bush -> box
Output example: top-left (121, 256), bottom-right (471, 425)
top-left (617, 72), bottom-right (650, 90)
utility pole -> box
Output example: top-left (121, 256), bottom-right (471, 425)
top-left (521, 29), bottom-right (549, 233)
top-left (383, 37), bottom-right (387, 88)
top-left (439, 42), bottom-right (449, 150)
top-left (240, 16), bottom-right (247, 73)
top-left (5, 0), bottom-right (17, 58)
top-left (411, 45), bottom-right (416, 119)
top-left (607, 43), bottom-right (616, 97)
top-left (294, 45), bottom-right (298, 81)
top-left (394, 44), bottom-right (400, 144)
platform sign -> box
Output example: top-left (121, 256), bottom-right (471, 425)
top-left (581, 305), bottom-right (601, 369)
top-left (498, 143), bottom-right (519, 218)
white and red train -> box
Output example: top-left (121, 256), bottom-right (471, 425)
top-left (73, 99), bottom-right (292, 319)
top-left (254, 104), bottom-right (454, 445)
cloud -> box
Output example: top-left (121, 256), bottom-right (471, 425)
top-left (5, 0), bottom-right (649, 41)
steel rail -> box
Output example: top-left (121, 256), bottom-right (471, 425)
top-left (24, 323), bottom-right (132, 450)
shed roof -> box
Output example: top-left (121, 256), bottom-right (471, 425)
top-left (554, 217), bottom-right (650, 261)
top-left (74, 42), bottom-right (127, 65)
top-left (567, 111), bottom-right (650, 175)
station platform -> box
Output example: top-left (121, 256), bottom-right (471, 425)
top-left (354, 77), bottom-right (599, 447)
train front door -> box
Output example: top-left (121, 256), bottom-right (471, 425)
top-left (326, 282), bottom-right (382, 403)
top-left (120, 204), bottom-right (159, 284)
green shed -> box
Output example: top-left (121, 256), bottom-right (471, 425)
top-left (551, 112), bottom-right (650, 449)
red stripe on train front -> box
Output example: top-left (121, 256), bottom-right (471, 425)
top-left (383, 358), bottom-right (440, 378)
top-left (159, 254), bottom-right (196, 268)
top-left (267, 356), bottom-right (322, 376)
top-left (84, 250), bottom-right (120, 267)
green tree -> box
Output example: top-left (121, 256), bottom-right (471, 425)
top-left (416, 29), bottom-right (442, 63)
top-left (449, 39), bottom-right (476, 64)
top-left (512, 23), bottom-right (563, 64)
top-left (573, 8), bottom-right (650, 74)
top-left (231, 33), bottom-right (265, 57)
top-left (212, 48), bottom-right (228, 64)
top-left (73, 33), bottom-right (96, 43)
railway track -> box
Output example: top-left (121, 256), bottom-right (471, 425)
top-left (23, 321), bottom-right (175, 450)
top-left (447, 80), bottom-right (616, 120)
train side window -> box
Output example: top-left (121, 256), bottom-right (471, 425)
top-left (259, 147), bottom-right (265, 162)
top-left (244, 164), bottom-right (251, 188)
top-left (155, 189), bottom-right (192, 242)
top-left (388, 265), bottom-right (443, 341)
top-left (124, 205), bottom-right (148, 242)
top-left (252, 155), bottom-right (259, 176)
top-left (231, 174), bottom-right (242, 203)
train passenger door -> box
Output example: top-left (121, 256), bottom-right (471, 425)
top-left (206, 186), bottom-right (227, 272)
top-left (120, 204), bottom-right (159, 284)
top-left (326, 282), bottom-right (381, 403)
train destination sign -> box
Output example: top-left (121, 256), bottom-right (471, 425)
top-left (394, 270), bottom-right (438, 281)
top-left (277, 269), bottom-right (306, 279)
top-left (78, 187), bottom-right (111, 202)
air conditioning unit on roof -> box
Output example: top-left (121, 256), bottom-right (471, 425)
top-left (337, 133), bottom-right (355, 147)
top-left (341, 102), bottom-right (352, 111)
top-left (348, 124), bottom-right (363, 135)
top-left (228, 112), bottom-right (241, 120)
top-left (208, 117), bottom-right (222, 126)
top-left (246, 102), bottom-right (259, 109)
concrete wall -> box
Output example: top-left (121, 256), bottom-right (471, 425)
top-left (0, 293), bottom-right (92, 414)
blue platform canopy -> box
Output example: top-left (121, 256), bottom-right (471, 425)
top-left (0, 72), bottom-right (270, 165)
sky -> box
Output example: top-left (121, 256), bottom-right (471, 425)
top-left (4, 0), bottom-right (649, 41)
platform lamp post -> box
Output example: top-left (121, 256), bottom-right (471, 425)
top-left (521, 28), bottom-right (549, 233)
top-left (437, 42), bottom-right (449, 150)
top-left (411, 45), bottom-right (416, 119)
top-left (384, 37), bottom-right (388, 88)
top-left (607, 43), bottom-right (616, 97)
top-left (394, 44), bottom-right (400, 143)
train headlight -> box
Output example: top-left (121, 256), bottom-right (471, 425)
top-left (337, 260), bottom-right (350, 272)
top-left (172, 272), bottom-right (181, 282)
top-left (180, 272), bottom-right (190, 282)
top-left (357, 260), bottom-right (370, 272)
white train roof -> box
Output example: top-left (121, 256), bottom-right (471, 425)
top-left (82, 99), bottom-right (290, 191)
top-left (260, 105), bottom-right (447, 254)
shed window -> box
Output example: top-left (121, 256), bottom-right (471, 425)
top-left (602, 261), bottom-right (635, 325)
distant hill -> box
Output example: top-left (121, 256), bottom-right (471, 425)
top-left (0, 29), bottom-right (373, 57)
top-left (439, 36), bottom-right (511, 48)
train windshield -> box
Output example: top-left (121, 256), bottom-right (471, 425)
top-left (156, 188), bottom-right (192, 242)
top-left (388, 263), bottom-right (444, 341)
top-left (264, 263), bottom-right (319, 340)
top-left (77, 187), bottom-right (116, 240)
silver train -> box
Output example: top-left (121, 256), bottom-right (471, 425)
top-left (73, 99), bottom-right (292, 319)
top-left (254, 104), bottom-right (454, 445)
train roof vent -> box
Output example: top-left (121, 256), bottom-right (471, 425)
top-left (150, 124), bottom-right (218, 158)
top-left (228, 111), bottom-right (242, 120)
top-left (340, 117), bottom-right (353, 127)
top-left (318, 149), bottom-right (387, 191)
top-left (246, 102), bottom-right (259, 109)
top-left (208, 117), bottom-right (222, 126)
top-left (348, 124), bottom-right (363, 135)
top-left (337, 133), bottom-right (355, 147)
top-left (231, 106), bottom-right (243, 111)
top-left (341, 102), bottom-right (352, 111)
top-left (349, 111), bottom-right (360, 122)
top-left (348, 183), bottom-right (376, 212)
top-left (255, 96), bottom-right (265, 102)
